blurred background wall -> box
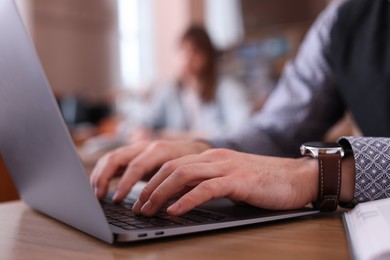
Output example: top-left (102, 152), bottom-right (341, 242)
top-left (16, 0), bottom-right (119, 102)
top-left (14, 0), bottom-right (328, 104)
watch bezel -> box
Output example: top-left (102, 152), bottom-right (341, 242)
top-left (300, 142), bottom-right (345, 158)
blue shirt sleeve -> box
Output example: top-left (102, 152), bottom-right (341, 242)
top-left (208, 0), bottom-right (346, 157)
top-left (339, 136), bottom-right (390, 206)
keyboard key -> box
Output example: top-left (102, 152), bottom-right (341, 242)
top-left (121, 225), bottom-right (139, 230)
top-left (101, 199), bottom-right (232, 231)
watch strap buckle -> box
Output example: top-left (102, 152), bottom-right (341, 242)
top-left (314, 195), bottom-right (339, 212)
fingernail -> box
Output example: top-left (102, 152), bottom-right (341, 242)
top-left (141, 201), bottom-right (152, 214)
top-left (94, 187), bottom-right (99, 196)
top-left (167, 203), bottom-right (180, 214)
top-left (95, 187), bottom-right (104, 199)
top-left (132, 199), bottom-right (142, 213)
top-left (112, 190), bottom-right (121, 202)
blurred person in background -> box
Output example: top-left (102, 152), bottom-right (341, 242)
top-left (130, 25), bottom-right (251, 141)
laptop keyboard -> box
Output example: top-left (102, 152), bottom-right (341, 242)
top-left (102, 197), bottom-right (233, 230)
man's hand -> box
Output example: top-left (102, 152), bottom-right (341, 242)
top-left (132, 149), bottom-right (319, 217)
top-left (90, 140), bottom-right (211, 202)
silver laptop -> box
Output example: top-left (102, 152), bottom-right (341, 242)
top-left (0, 0), bottom-right (318, 244)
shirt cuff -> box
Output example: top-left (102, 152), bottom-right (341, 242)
top-left (338, 136), bottom-right (390, 208)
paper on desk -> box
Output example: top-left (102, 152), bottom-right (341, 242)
top-left (344, 198), bottom-right (390, 260)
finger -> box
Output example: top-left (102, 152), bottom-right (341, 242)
top-left (90, 142), bottom-right (148, 187)
top-left (132, 153), bottom-right (212, 213)
top-left (137, 161), bottom-right (227, 216)
top-left (112, 141), bottom-right (196, 202)
top-left (139, 150), bottom-right (224, 198)
top-left (133, 149), bottom-right (240, 209)
top-left (90, 141), bottom-right (148, 199)
top-left (167, 177), bottom-right (231, 216)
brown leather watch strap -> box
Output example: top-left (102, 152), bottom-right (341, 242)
top-left (313, 153), bottom-right (342, 212)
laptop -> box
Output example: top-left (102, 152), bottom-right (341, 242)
top-left (0, 0), bottom-right (319, 244)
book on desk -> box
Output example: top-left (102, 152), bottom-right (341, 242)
top-left (343, 198), bottom-right (390, 260)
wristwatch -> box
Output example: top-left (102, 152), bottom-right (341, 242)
top-left (300, 142), bottom-right (345, 212)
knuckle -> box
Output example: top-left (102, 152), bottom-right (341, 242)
top-left (149, 140), bottom-right (168, 151)
top-left (105, 145), bottom-right (131, 160)
top-left (139, 184), bottom-right (152, 200)
top-left (149, 188), bottom-right (164, 204)
top-left (133, 140), bottom-right (150, 147)
top-left (105, 149), bottom-right (119, 159)
top-left (199, 181), bottom-right (214, 194)
top-left (182, 192), bottom-right (198, 205)
top-left (127, 162), bottom-right (146, 173)
top-left (171, 167), bottom-right (190, 181)
top-left (98, 151), bottom-right (118, 166)
top-left (160, 161), bottom-right (177, 174)
top-left (204, 148), bottom-right (229, 158)
top-left (93, 176), bottom-right (106, 187)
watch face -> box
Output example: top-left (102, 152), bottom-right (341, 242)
top-left (303, 142), bottom-right (341, 148)
top-left (300, 142), bottom-right (344, 158)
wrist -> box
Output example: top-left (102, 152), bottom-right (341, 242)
top-left (297, 157), bottom-right (320, 205)
top-left (300, 142), bottom-right (346, 211)
top-left (298, 149), bottom-right (356, 207)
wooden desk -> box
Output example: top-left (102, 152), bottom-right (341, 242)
top-left (0, 201), bottom-right (350, 260)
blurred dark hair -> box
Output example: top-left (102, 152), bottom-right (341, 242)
top-left (180, 25), bottom-right (217, 103)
